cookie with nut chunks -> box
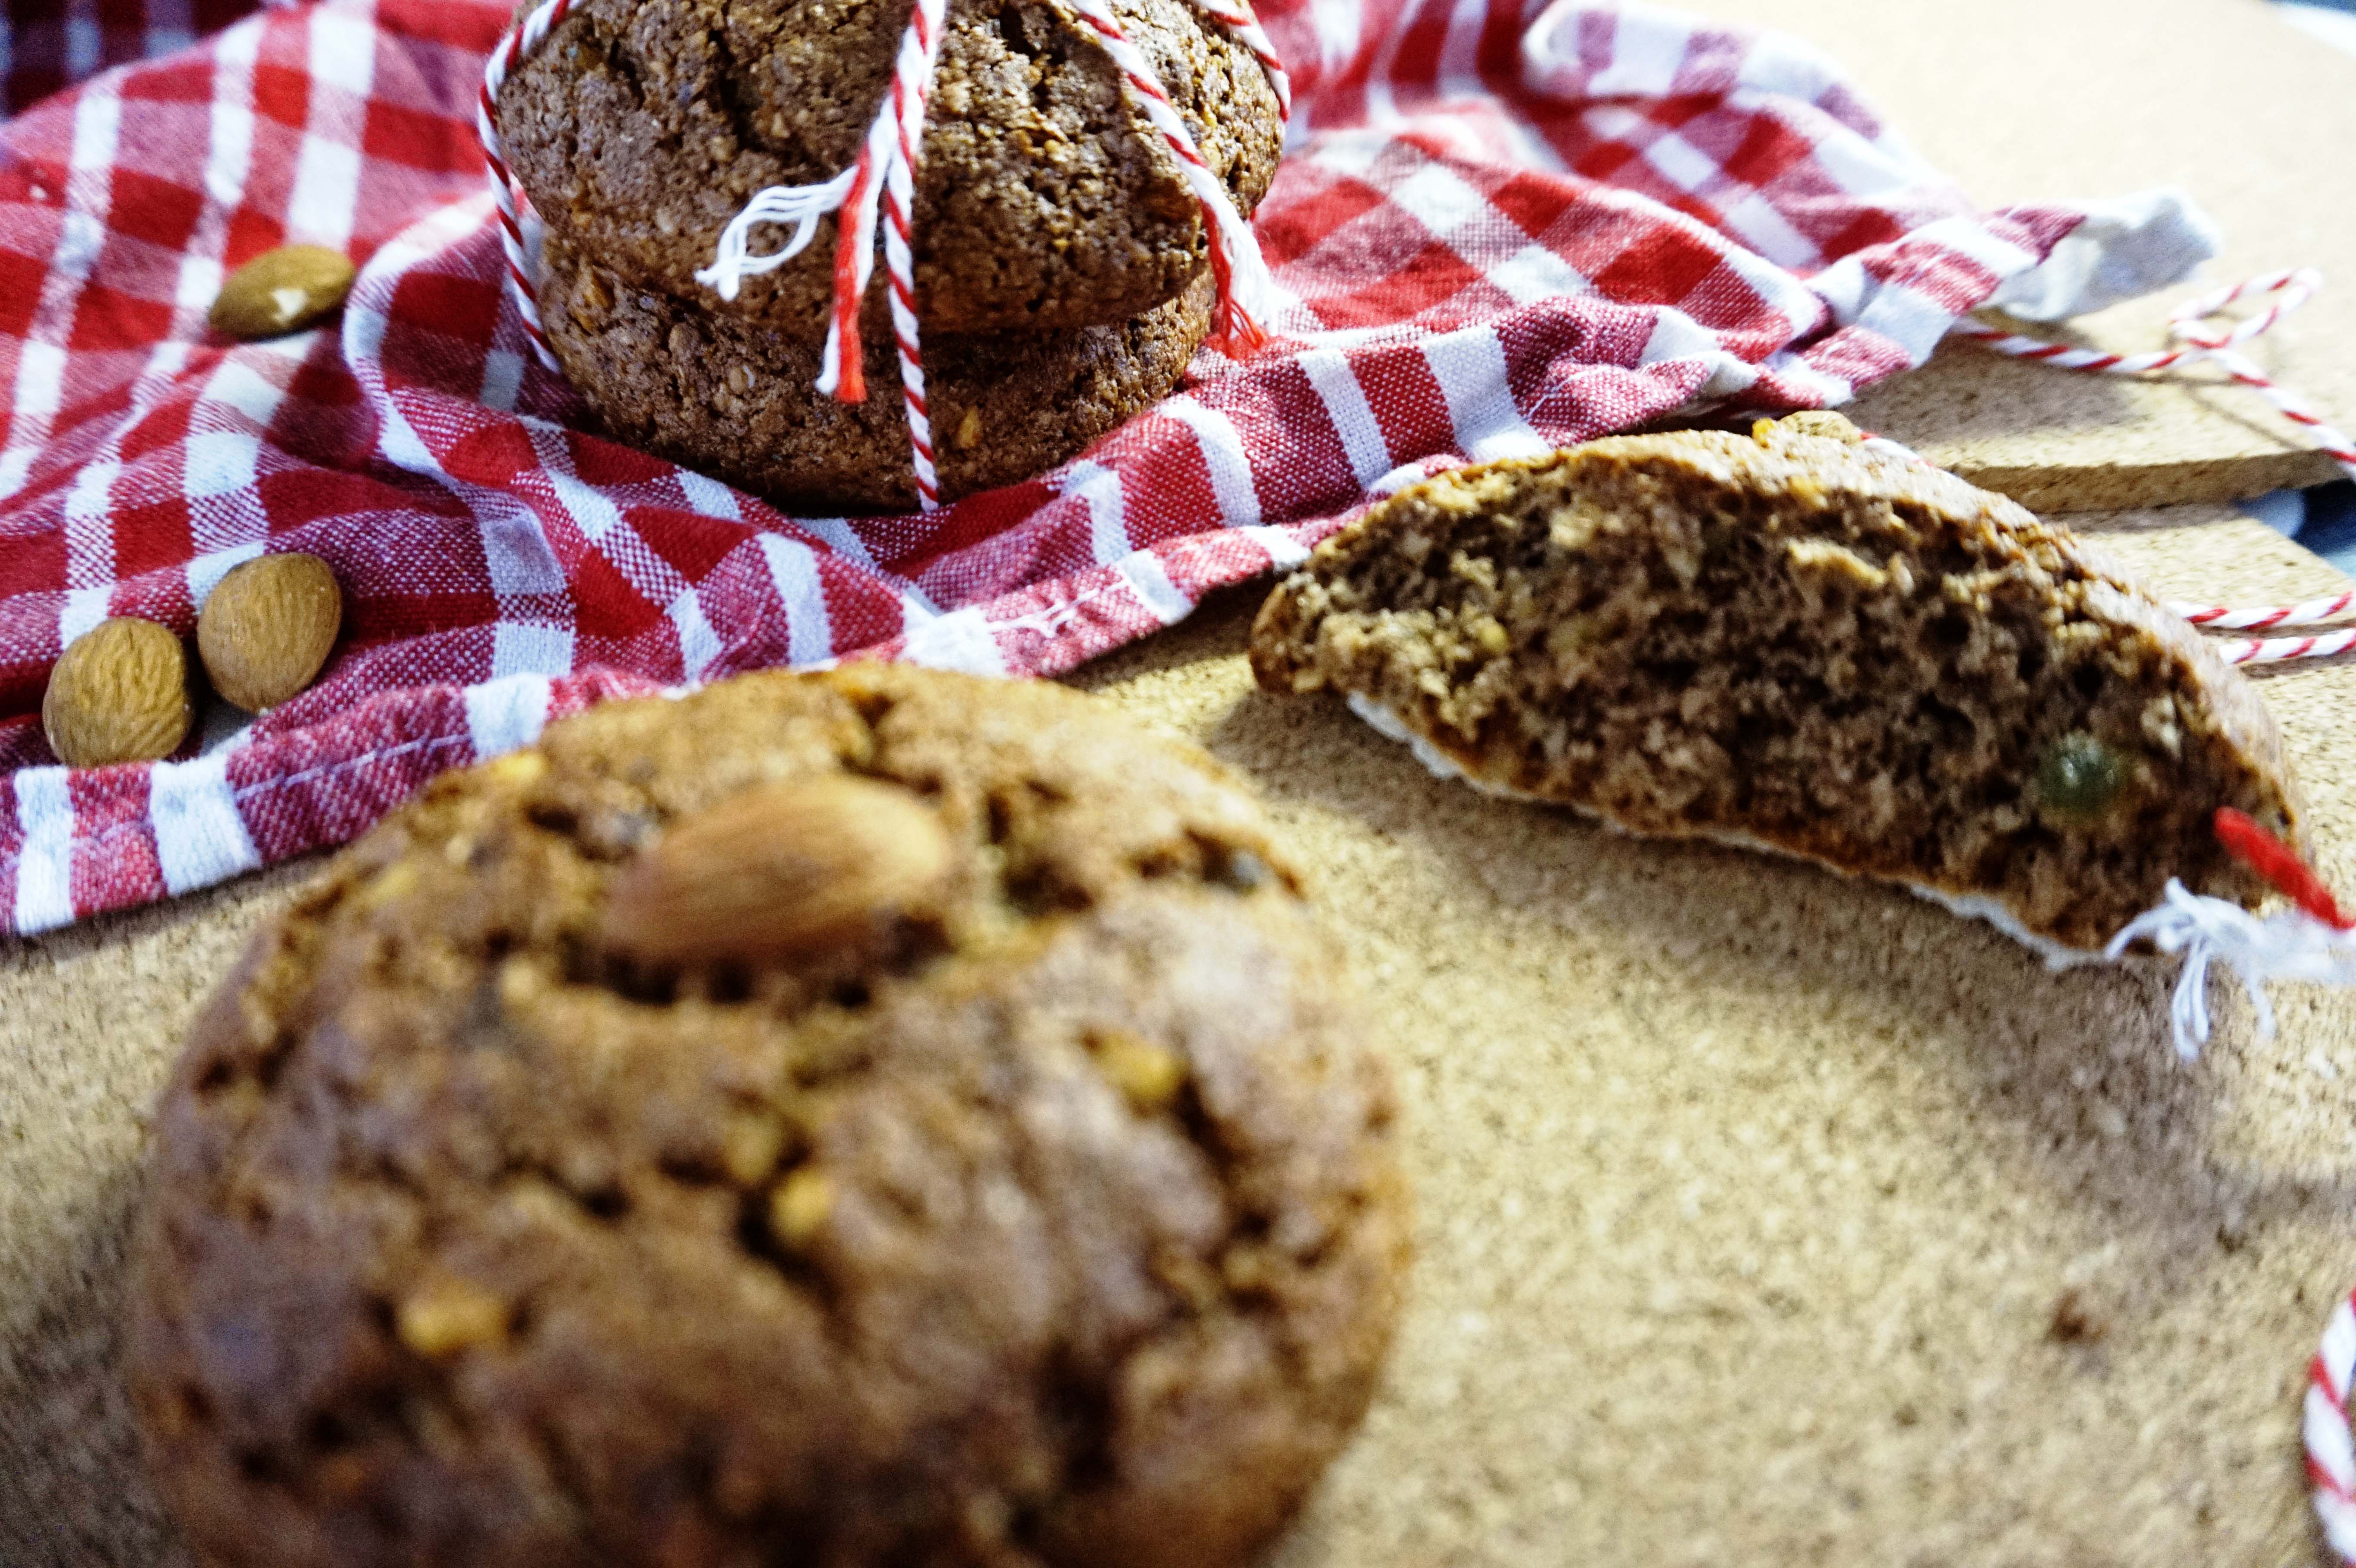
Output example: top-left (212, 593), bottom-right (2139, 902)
top-left (496, 0), bottom-right (1285, 337)
top-left (1250, 414), bottom-right (2305, 953)
top-left (540, 237), bottom-right (1213, 514)
top-left (126, 664), bottom-right (1409, 1568)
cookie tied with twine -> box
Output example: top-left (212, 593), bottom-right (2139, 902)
top-left (481, 0), bottom-right (1289, 512)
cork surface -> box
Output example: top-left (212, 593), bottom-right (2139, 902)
top-left (5, 508), bottom-right (2356, 1566)
top-left (1673, 0), bottom-right (2356, 511)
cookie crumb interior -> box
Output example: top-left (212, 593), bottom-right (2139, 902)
top-left (1250, 425), bottom-right (2302, 949)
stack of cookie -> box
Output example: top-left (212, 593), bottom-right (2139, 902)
top-left (497, 0), bottom-right (1286, 512)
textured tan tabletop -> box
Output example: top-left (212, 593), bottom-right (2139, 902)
top-left (11, 3), bottom-right (2356, 1558)
top-left (6, 508), bottom-right (2356, 1567)
top-left (1675, 0), bottom-right (2356, 511)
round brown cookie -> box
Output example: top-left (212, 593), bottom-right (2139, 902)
top-left (541, 236), bottom-right (1212, 512)
top-left (498, 0), bottom-right (1284, 338)
top-left (126, 665), bottom-right (1410, 1568)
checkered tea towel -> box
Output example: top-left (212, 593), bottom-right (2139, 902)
top-left (0, 0), bottom-right (2219, 935)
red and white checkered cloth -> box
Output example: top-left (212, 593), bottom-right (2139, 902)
top-left (0, 0), bottom-right (2208, 935)
top-left (0, 0), bottom-right (288, 117)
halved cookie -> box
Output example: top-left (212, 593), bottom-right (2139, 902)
top-left (1250, 418), bottom-right (2307, 953)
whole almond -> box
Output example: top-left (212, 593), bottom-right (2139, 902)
top-left (42, 618), bottom-right (192, 768)
top-left (602, 775), bottom-right (954, 970)
top-left (198, 553), bottom-right (343, 712)
top-left (209, 245), bottom-right (356, 340)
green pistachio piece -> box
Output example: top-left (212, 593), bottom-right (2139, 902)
top-left (2035, 731), bottom-right (2128, 821)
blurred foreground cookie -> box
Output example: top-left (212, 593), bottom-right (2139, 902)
top-left (127, 666), bottom-right (1408, 1568)
top-left (1250, 414), bottom-right (2305, 954)
top-left (542, 239), bottom-right (1212, 513)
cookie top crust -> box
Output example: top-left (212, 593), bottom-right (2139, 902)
top-left (127, 666), bottom-right (1409, 1568)
top-left (497, 0), bottom-right (1286, 338)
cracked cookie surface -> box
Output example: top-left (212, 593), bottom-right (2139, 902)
top-left (497, 0), bottom-right (1284, 337)
top-left (125, 666), bottom-right (1408, 1568)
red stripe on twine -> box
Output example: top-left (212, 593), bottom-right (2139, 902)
top-left (826, 154), bottom-right (879, 405)
top-left (1202, 217), bottom-right (1244, 351)
top-left (2215, 807), bottom-right (2356, 930)
top-left (891, 69), bottom-right (917, 167)
top-left (1200, 204), bottom-right (1267, 356)
top-left (1123, 65), bottom-right (1174, 111)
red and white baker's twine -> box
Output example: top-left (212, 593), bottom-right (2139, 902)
top-left (480, 0), bottom-right (1286, 513)
top-left (864, 0), bottom-right (950, 505)
top-left (2312, 1288), bottom-right (2356, 1562)
top-left (2111, 809), bottom-right (2356, 1061)
top-left (1954, 268), bottom-right (2355, 491)
top-left (1181, 0), bottom-right (1292, 119)
top-left (476, 0), bottom-right (578, 370)
top-left (1862, 271), bottom-right (2356, 667)
top-left (1955, 268), bottom-right (2356, 665)
top-left (1061, 0), bottom-right (1282, 366)
top-left (1869, 419), bottom-right (2356, 664)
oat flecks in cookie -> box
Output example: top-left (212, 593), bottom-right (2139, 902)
top-left (497, 0), bottom-right (1283, 337)
top-left (541, 237), bottom-right (1213, 513)
top-left (1249, 416), bottom-right (2306, 952)
top-left (125, 666), bottom-right (1409, 1568)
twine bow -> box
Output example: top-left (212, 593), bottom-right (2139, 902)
top-left (2103, 809), bottom-right (2356, 1061)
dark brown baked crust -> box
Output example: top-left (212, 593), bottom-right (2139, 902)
top-left (1249, 418), bottom-right (2308, 951)
top-left (498, 0), bottom-right (1284, 338)
top-left (541, 236), bottom-right (1211, 513)
top-left (125, 667), bottom-right (1409, 1568)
